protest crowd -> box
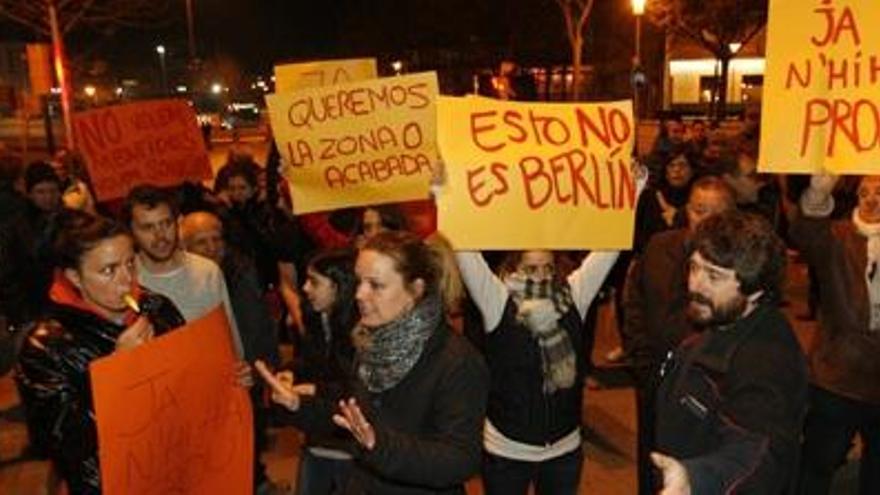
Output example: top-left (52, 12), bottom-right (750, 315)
top-left (0, 39), bottom-right (878, 495)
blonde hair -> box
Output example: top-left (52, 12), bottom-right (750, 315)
top-left (425, 232), bottom-right (465, 315)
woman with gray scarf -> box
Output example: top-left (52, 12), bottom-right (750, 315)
top-left (256, 231), bottom-right (489, 495)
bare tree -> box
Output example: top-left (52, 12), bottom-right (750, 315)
top-left (648, 0), bottom-right (767, 121)
top-left (0, 0), bottom-right (173, 147)
top-left (555, 0), bottom-right (595, 101)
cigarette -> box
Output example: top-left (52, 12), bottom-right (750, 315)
top-left (122, 294), bottom-right (141, 314)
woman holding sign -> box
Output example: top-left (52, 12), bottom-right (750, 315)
top-left (452, 168), bottom-right (647, 495)
top-left (15, 212), bottom-right (186, 494)
top-left (257, 230), bottom-right (490, 495)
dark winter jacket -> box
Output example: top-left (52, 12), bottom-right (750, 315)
top-left (221, 248), bottom-right (280, 365)
top-left (280, 323), bottom-right (489, 495)
top-left (654, 303), bottom-right (808, 494)
top-left (0, 187), bottom-right (37, 327)
top-left (623, 228), bottom-right (693, 373)
top-left (483, 299), bottom-right (586, 446)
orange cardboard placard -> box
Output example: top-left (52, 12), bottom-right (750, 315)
top-left (73, 99), bottom-right (213, 200)
top-left (90, 307), bottom-right (252, 495)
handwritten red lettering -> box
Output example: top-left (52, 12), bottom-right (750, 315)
top-left (801, 98), bottom-right (880, 157)
top-left (466, 163), bottom-right (510, 207)
top-left (811, 4), bottom-right (861, 48)
top-left (471, 111), bottom-right (505, 152)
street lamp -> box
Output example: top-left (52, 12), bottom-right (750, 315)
top-left (84, 85), bottom-right (97, 106)
top-left (631, 0), bottom-right (646, 67)
top-left (156, 44), bottom-right (168, 95)
top-left (631, 0), bottom-right (647, 125)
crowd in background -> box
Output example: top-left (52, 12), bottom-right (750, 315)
top-left (0, 101), bottom-right (877, 495)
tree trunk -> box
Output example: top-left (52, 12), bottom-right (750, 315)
top-left (571, 36), bottom-right (583, 101)
top-left (714, 55), bottom-right (731, 124)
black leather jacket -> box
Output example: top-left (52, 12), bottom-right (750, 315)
top-left (15, 291), bottom-right (183, 494)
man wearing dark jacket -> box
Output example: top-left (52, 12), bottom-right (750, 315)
top-left (623, 176), bottom-right (735, 494)
top-left (651, 211), bottom-right (808, 494)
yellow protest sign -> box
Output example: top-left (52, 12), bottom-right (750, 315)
top-left (266, 72), bottom-right (439, 214)
top-left (759, 0), bottom-right (880, 174)
top-left (436, 96), bottom-right (637, 250)
top-left (274, 58), bottom-right (377, 93)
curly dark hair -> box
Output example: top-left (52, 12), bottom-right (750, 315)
top-left (688, 210), bottom-right (786, 300)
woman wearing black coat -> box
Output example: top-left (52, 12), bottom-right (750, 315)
top-left (257, 231), bottom-right (490, 495)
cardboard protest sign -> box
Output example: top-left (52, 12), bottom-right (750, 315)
top-left (90, 307), bottom-right (252, 495)
top-left (759, 0), bottom-right (880, 174)
top-left (436, 96), bottom-right (637, 250)
top-left (274, 58), bottom-right (378, 93)
top-left (73, 99), bottom-right (212, 201)
top-left (266, 72), bottom-right (439, 214)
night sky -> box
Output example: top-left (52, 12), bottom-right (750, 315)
top-left (1, 1), bottom-right (643, 90)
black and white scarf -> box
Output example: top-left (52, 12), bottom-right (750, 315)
top-left (505, 273), bottom-right (578, 393)
top-left (353, 294), bottom-right (443, 393)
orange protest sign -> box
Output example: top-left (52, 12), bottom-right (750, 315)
top-left (73, 99), bottom-right (213, 201)
top-left (759, 0), bottom-right (880, 174)
top-left (266, 72), bottom-right (439, 214)
top-left (437, 96), bottom-right (636, 250)
top-left (274, 58), bottom-right (377, 93)
top-left (90, 307), bottom-right (252, 495)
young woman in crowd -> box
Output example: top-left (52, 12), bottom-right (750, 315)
top-left (290, 248), bottom-right (359, 494)
top-left (257, 231), bottom-right (489, 495)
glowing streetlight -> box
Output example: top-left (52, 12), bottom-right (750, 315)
top-left (156, 44), bottom-right (168, 94)
top-left (84, 85), bottom-right (96, 98)
top-left (211, 82), bottom-right (223, 95)
top-left (632, 0), bottom-right (646, 15)
top-left (631, 0), bottom-right (646, 64)
top-left (391, 60), bottom-right (403, 75)
top-left (729, 42), bottom-right (742, 54)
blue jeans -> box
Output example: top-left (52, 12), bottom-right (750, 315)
top-left (482, 447), bottom-right (583, 495)
top-left (797, 386), bottom-right (880, 495)
top-left (295, 449), bottom-right (353, 495)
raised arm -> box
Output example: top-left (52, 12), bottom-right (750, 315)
top-left (567, 251), bottom-right (620, 319)
top-left (454, 251), bottom-right (509, 332)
